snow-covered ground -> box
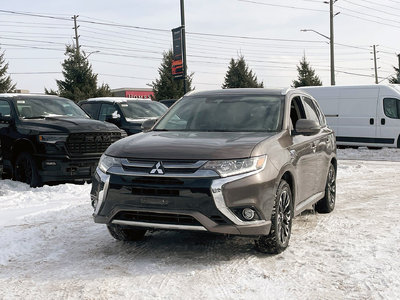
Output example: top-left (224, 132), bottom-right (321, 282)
top-left (0, 148), bottom-right (400, 299)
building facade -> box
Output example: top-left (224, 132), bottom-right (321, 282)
top-left (111, 88), bottom-right (154, 99)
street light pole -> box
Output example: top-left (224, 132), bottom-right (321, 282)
top-left (329, 0), bottom-right (336, 85)
top-left (180, 0), bottom-right (187, 94)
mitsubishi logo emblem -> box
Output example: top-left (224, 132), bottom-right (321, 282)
top-left (150, 162), bottom-right (164, 174)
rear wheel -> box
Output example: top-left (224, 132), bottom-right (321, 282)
top-left (107, 224), bottom-right (147, 241)
top-left (14, 152), bottom-right (41, 187)
top-left (255, 179), bottom-right (293, 254)
top-left (315, 163), bottom-right (336, 213)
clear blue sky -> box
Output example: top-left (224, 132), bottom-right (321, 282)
top-left (1, 0), bottom-right (399, 93)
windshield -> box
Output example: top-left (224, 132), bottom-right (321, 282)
top-left (119, 101), bottom-right (167, 120)
top-left (14, 97), bottom-right (89, 119)
top-left (155, 94), bottom-right (283, 132)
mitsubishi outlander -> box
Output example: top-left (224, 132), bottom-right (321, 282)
top-left (91, 88), bottom-right (337, 253)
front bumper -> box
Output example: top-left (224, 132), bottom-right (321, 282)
top-left (91, 162), bottom-right (278, 236)
top-left (35, 154), bottom-right (99, 183)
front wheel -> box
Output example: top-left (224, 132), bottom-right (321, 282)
top-left (255, 179), bottom-right (293, 254)
top-left (315, 163), bottom-right (336, 213)
top-left (14, 152), bottom-right (41, 187)
top-left (107, 224), bottom-right (147, 242)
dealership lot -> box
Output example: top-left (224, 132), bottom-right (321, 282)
top-left (0, 149), bottom-right (399, 299)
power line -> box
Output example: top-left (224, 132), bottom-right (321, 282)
top-left (236, 0), bottom-right (327, 13)
top-left (341, 0), bottom-right (400, 18)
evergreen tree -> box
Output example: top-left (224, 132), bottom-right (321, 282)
top-left (388, 66), bottom-right (400, 84)
top-left (292, 55), bottom-right (322, 87)
top-left (46, 45), bottom-right (111, 101)
top-left (0, 50), bottom-right (16, 93)
top-left (222, 56), bottom-right (263, 89)
top-left (151, 50), bottom-right (193, 100)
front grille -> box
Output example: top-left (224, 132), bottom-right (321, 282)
top-left (114, 211), bottom-right (202, 226)
top-left (121, 159), bottom-right (207, 175)
top-left (132, 187), bottom-right (179, 197)
top-left (67, 132), bottom-right (120, 155)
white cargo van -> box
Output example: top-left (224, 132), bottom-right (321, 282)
top-left (299, 85), bottom-right (400, 148)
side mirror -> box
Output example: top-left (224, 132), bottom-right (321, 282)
top-left (141, 118), bottom-right (157, 132)
top-left (105, 114), bottom-right (121, 125)
top-left (0, 115), bottom-right (12, 124)
top-left (295, 119), bottom-right (321, 135)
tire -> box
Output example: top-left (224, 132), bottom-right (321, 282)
top-left (255, 179), bottom-right (293, 254)
top-left (107, 224), bottom-right (147, 242)
top-left (14, 152), bottom-right (42, 187)
top-left (315, 163), bottom-right (336, 214)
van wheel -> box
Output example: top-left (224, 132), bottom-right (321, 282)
top-left (397, 135), bottom-right (400, 148)
top-left (315, 163), bottom-right (336, 213)
top-left (14, 152), bottom-right (42, 188)
top-left (255, 179), bottom-right (293, 254)
top-left (107, 224), bottom-right (147, 241)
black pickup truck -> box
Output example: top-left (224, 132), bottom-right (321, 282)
top-left (0, 94), bottom-right (124, 187)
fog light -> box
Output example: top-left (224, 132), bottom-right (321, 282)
top-left (242, 208), bottom-right (255, 220)
top-left (45, 161), bottom-right (57, 166)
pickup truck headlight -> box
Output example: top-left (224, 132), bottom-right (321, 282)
top-left (98, 154), bottom-right (122, 173)
top-left (38, 134), bottom-right (68, 143)
top-left (201, 155), bottom-right (266, 177)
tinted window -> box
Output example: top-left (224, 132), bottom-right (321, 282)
top-left (81, 103), bottom-right (100, 118)
top-left (155, 94), bottom-right (283, 132)
top-left (13, 97), bottom-right (88, 119)
top-left (99, 104), bottom-right (119, 121)
top-left (119, 101), bottom-right (167, 120)
top-left (303, 97), bottom-right (320, 124)
top-left (383, 98), bottom-right (400, 119)
top-left (0, 100), bottom-right (11, 117)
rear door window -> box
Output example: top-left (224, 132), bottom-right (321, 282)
top-left (383, 98), bottom-right (400, 119)
top-left (81, 103), bottom-right (100, 119)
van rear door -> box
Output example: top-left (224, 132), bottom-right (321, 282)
top-left (337, 87), bottom-right (378, 144)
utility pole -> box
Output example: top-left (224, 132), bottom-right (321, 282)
top-left (180, 0), bottom-right (187, 94)
top-left (72, 15), bottom-right (80, 55)
top-left (329, 0), bottom-right (336, 86)
top-left (372, 45), bottom-right (379, 84)
top-left (397, 53), bottom-right (400, 71)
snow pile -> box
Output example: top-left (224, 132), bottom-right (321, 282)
top-left (0, 149), bottom-right (399, 299)
top-left (338, 147), bottom-right (400, 161)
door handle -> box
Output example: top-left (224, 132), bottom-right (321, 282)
top-left (369, 118), bottom-right (374, 125)
top-left (381, 118), bottom-right (386, 125)
top-left (311, 142), bottom-right (317, 152)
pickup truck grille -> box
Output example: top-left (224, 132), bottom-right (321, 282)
top-left (67, 132), bottom-right (120, 155)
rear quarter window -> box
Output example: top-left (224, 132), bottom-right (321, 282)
top-left (0, 100), bottom-right (11, 117)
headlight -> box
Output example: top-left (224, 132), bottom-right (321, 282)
top-left (98, 154), bottom-right (122, 173)
top-left (201, 155), bottom-right (266, 177)
top-left (38, 134), bottom-right (68, 143)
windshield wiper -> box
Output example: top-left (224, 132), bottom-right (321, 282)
top-left (22, 115), bottom-right (46, 119)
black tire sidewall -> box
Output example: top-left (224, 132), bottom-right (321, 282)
top-left (15, 152), bottom-right (41, 187)
top-left (272, 181), bottom-right (293, 249)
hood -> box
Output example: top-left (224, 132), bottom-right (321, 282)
top-left (106, 131), bottom-right (274, 160)
top-left (20, 117), bottom-right (120, 134)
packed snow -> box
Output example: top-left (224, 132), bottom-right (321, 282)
top-left (0, 148), bottom-right (400, 299)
